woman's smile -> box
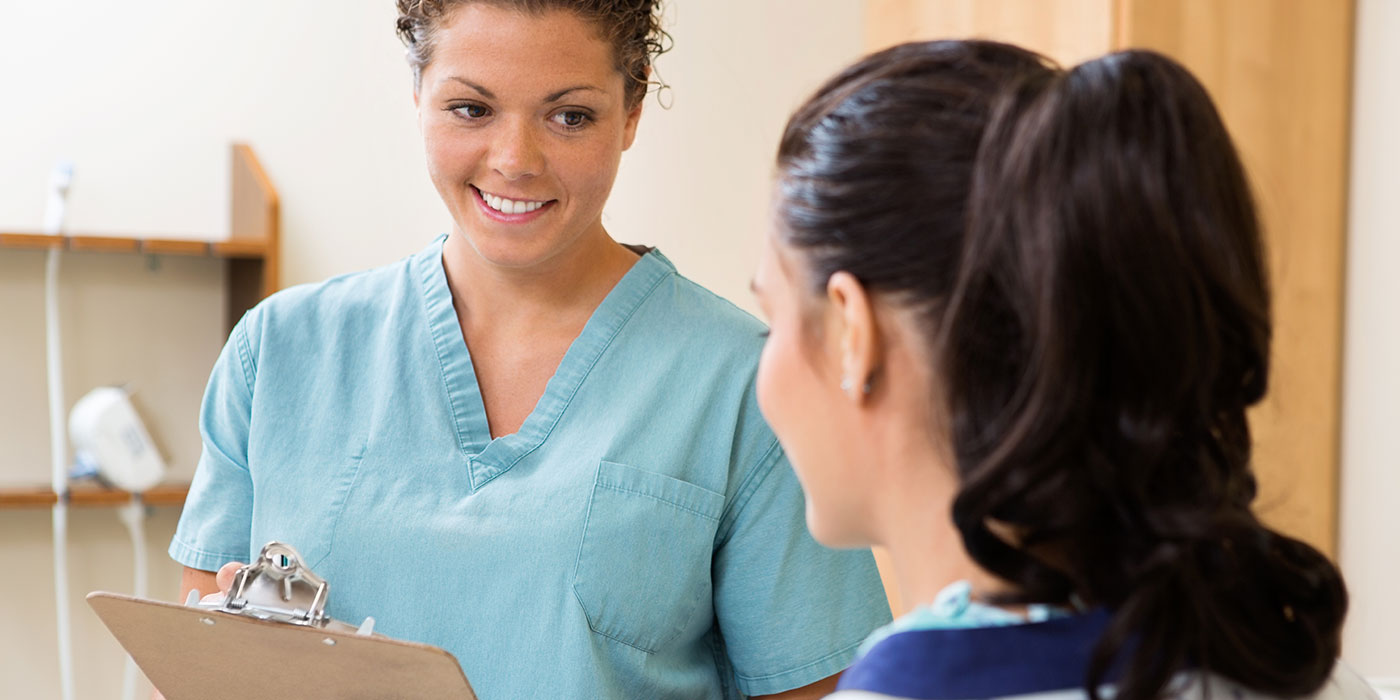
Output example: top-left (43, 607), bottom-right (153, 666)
top-left (471, 184), bottom-right (557, 223)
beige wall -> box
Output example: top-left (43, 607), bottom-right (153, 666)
top-left (0, 2), bottom-right (865, 698)
top-left (1340, 0), bottom-right (1400, 679)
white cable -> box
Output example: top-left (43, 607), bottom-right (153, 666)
top-left (116, 498), bottom-right (148, 700)
top-left (46, 245), bottom-right (75, 700)
top-left (51, 504), bottom-right (73, 700)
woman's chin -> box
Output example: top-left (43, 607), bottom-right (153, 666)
top-left (452, 228), bottom-right (566, 270)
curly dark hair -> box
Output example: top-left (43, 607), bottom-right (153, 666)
top-left (777, 40), bottom-right (1347, 700)
top-left (395, 0), bottom-right (670, 107)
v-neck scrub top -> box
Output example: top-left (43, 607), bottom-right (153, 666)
top-left (170, 235), bottom-right (891, 699)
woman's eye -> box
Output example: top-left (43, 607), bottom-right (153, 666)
top-left (452, 103), bottom-right (491, 120)
top-left (552, 110), bottom-right (592, 129)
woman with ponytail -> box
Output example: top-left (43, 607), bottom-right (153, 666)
top-left (751, 39), bottom-right (1374, 700)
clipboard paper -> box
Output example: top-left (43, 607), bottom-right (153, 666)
top-left (88, 591), bottom-right (477, 700)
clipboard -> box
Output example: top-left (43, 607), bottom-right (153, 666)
top-left (87, 543), bottom-right (477, 700)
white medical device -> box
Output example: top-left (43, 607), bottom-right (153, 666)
top-left (69, 387), bottom-right (167, 493)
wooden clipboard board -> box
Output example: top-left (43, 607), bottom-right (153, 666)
top-left (88, 592), bottom-right (477, 700)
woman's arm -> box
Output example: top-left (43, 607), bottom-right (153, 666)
top-left (179, 566), bottom-right (219, 602)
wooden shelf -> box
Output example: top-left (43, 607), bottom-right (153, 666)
top-left (0, 483), bottom-right (190, 509)
top-left (0, 144), bottom-right (279, 514)
top-left (0, 143), bottom-right (280, 335)
top-left (0, 232), bottom-right (267, 260)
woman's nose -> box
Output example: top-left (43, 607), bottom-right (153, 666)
top-left (489, 118), bottom-right (545, 180)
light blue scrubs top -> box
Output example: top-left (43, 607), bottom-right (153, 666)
top-left (171, 235), bottom-right (891, 699)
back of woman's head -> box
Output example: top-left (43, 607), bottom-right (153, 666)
top-left (777, 41), bottom-right (1346, 700)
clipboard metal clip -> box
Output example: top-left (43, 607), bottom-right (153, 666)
top-left (213, 541), bottom-right (332, 628)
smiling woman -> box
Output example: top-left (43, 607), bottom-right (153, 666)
top-left (413, 4), bottom-right (642, 273)
top-left (164, 1), bottom-right (891, 699)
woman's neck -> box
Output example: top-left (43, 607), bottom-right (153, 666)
top-left (871, 433), bottom-right (1013, 611)
top-left (880, 493), bottom-right (988, 610)
top-left (442, 225), bottom-right (639, 332)
top-left (861, 311), bottom-right (1023, 614)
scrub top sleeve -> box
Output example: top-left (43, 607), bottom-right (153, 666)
top-left (712, 442), bottom-right (893, 697)
top-left (169, 312), bottom-right (258, 573)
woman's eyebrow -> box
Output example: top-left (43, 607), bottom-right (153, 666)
top-left (441, 77), bottom-right (606, 104)
top-left (545, 85), bottom-right (608, 102)
top-left (445, 76), bottom-right (495, 98)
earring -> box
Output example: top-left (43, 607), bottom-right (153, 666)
top-left (841, 377), bottom-right (873, 398)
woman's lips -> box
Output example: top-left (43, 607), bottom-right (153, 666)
top-left (472, 185), bottom-right (556, 223)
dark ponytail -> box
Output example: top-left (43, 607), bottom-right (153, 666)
top-left (777, 42), bottom-right (1346, 700)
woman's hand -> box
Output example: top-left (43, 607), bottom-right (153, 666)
top-left (198, 562), bottom-right (246, 604)
top-left (177, 562), bottom-right (243, 605)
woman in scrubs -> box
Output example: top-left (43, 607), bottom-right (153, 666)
top-left (752, 40), bottom-right (1366, 699)
top-left (169, 2), bottom-right (889, 698)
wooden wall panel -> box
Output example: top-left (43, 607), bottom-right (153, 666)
top-left (863, 1), bottom-right (1355, 573)
top-left (866, 0), bottom-right (1114, 65)
top-left (1117, 0), bottom-right (1354, 558)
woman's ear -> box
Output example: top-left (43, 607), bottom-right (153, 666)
top-left (622, 68), bottom-right (649, 151)
top-left (826, 271), bottom-right (880, 401)
top-left (622, 101), bottom-right (644, 150)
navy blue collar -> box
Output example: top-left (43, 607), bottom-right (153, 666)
top-left (837, 610), bottom-right (1114, 699)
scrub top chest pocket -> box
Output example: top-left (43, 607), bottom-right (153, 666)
top-left (573, 461), bottom-right (726, 653)
top-left (249, 432), bottom-right (369, 570)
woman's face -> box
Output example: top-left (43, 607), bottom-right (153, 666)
top-left (415, 4), bottom-right (642, 269)
top-left (752, 228), bottom-right (874, 548)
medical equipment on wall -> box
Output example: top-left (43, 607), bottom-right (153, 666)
top-left (69, 387), bottom-right (168, 493)
top-left (68, 386), bottom-right (167, 700)
top-left (41, 160), bottom-right (163, 700)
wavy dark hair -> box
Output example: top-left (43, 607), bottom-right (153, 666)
top-left (777, 40), bottom-right (1346, 700)
top-left (395, 0), bottom-right (670, 107)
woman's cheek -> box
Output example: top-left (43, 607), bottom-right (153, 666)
top-left (755, 333), bottom-right (789, 438)
top-left (756, 327), bottom-right (857, 546)
top-left (756, 328), bottom-right (818, 475)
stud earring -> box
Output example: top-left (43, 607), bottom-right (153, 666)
top-left (841, 377), bottom-right (873, 397)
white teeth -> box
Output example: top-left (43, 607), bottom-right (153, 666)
top-left (479, 188), bottom-right (546, 215)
